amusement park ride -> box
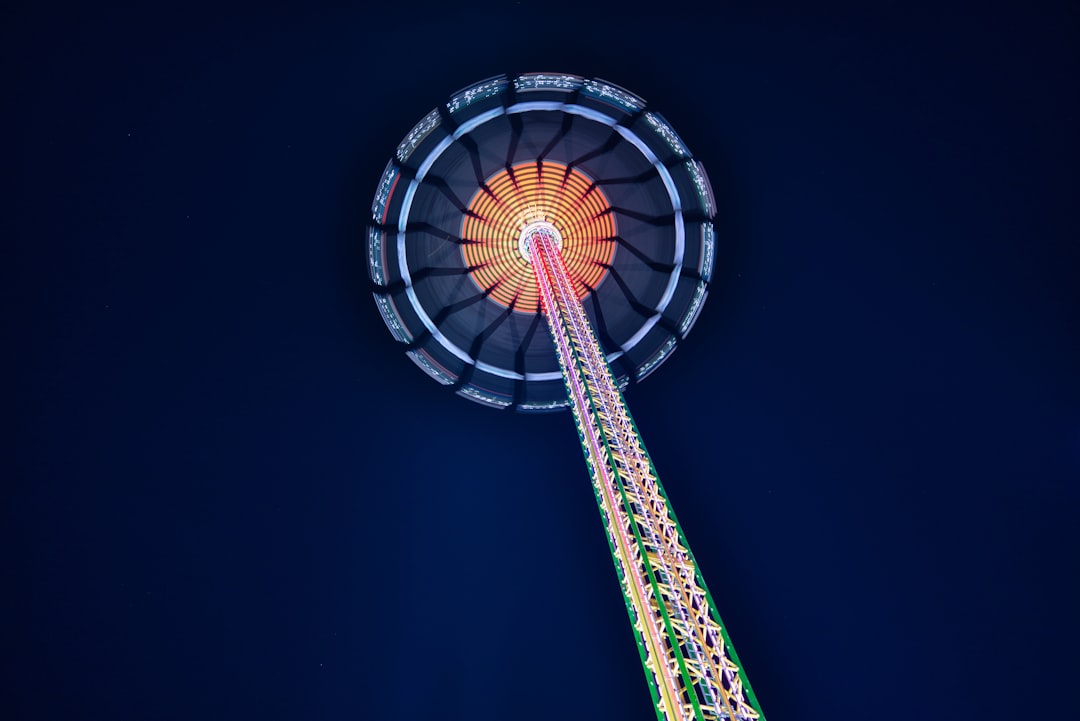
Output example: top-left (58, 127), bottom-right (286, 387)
top-left (367, 73), bottom-right (766, 721)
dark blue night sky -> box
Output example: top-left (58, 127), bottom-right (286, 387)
top-left (7, 2), bottom-right (1078, 720)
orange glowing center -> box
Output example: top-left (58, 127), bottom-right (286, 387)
top-left (462, 162), bottom-right (616, 311)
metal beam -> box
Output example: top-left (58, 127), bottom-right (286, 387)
top-left (529, 225), bottom-right (766, 721)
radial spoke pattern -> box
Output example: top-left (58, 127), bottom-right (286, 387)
top-left (462, 161), bottom-right (615, 310)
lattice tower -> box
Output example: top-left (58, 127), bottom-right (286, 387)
top-left (528, 225), bottom-right (766, 721)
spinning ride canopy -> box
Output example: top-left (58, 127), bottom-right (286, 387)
top-left (369, 73), bottom-right (718, 411)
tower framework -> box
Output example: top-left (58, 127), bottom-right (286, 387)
top-left (528, 225), bottom-right (764, 721)
top-left (369, 73), bottom-right (767, 721)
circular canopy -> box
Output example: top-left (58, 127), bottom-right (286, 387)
top-left (368, 73), bottom-right (717, 412)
